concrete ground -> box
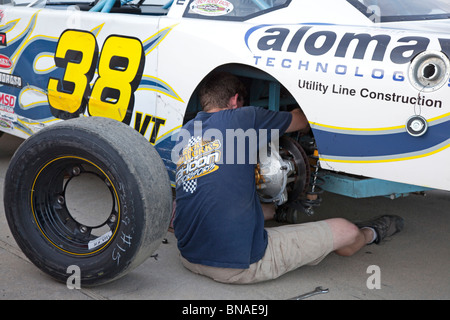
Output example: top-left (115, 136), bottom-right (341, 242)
top-left (1, 132), bottom-right (449, 300)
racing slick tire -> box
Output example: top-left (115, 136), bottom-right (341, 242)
top-left (3, 116), bottom-right (172, 286)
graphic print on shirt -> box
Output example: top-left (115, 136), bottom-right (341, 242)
top-left (176, 136), bottom-right (221, 193)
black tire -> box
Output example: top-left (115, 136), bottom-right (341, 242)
top-left (3, 116), bottom-right (172, 286)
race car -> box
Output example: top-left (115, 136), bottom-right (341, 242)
top-left (1, 0), bottom-right (449, 285)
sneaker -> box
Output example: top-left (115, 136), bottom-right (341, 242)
top-left (355, 215), bottom-right (404, 244)
top-left (274, 206), bottom-right (299, 224)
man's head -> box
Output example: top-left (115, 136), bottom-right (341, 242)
top-left (198, 72), bottom-right (247, 112)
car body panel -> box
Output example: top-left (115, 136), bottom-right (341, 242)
top-left (0, 0), bottom-right (449, 191)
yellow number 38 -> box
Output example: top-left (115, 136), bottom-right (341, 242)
top-left (47, 29), bottom-right (145, 125)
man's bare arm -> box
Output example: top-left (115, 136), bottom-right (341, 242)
top-left (286, 108), bottom-right (310, 133)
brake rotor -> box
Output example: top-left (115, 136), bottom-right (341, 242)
top-left (279, 136), bottom-right (310, 203)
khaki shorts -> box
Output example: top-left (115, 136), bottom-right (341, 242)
top-left (180, 221), bottom-right (334, 284)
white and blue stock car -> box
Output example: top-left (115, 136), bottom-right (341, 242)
top-left (0, 0), bottom-right (449, 285)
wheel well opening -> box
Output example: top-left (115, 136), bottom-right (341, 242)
top-left (182, 64), bottom-right (308, 125)
top-left (182, 63), bottom-right (317, 165)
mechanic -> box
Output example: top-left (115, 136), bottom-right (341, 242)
top-left (173, 71), bottom-right (404, 284)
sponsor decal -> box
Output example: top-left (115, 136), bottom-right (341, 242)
top-left (0, 72), bottom-right (22, 88)
top-left (246, 25), bottom-right (450, 64)
top-left (245, 25), bottom-right (450, 84)
top-left (0, 118), bottom-right (12, 129)
top-left (0, 92), bottom-right (16, 127)
top-left (298, 78), bottom-right (443, 108)
top-left (0, 92), bottom-right (16, 108)
top-left (0, 54), bottom-right (12, 69)
top-left (190, 0), bottom-right (234, 16)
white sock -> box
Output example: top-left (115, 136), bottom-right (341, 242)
top-left (361, 227), bottom-right (378, 244)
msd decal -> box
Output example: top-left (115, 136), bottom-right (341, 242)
top-left (0, 92), bottom-right (16, 107)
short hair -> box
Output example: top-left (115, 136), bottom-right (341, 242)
top-left (198, 72), bottom-right (247, 111)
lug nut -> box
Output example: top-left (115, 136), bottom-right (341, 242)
top-left (57, 195), bottom-right (65, 205)
top-left (72, 166), bottom-right (81, 176)
top-left (109, 214), bottom-right (116, 223)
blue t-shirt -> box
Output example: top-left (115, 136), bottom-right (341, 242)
top-left (173, 106), bottom-right (292, 269)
